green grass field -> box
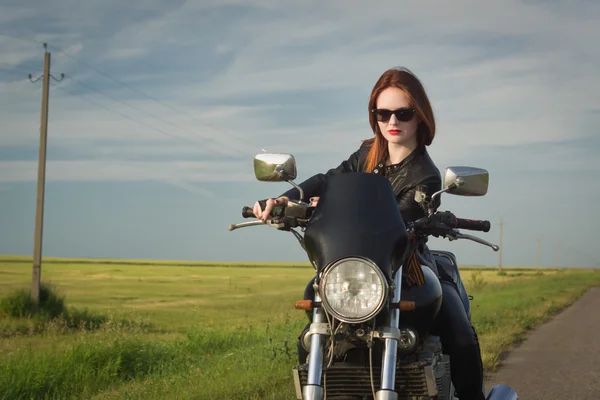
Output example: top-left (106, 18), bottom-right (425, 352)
top-left (1, 255), bottom-right (599, 399)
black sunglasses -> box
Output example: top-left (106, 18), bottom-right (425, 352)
top-left (371, 108), bottom-right (416, 123)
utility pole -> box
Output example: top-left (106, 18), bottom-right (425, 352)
top-left (536, 236), bottom-right (541, 271)
top-left (569, 248), bottom-right (573, 268)
top-left (557, 243), bottom-right (561, 268)
top-left (498, 217), bottom-right (503, 272)
top-left (28, 43), bottom-right (63, 304)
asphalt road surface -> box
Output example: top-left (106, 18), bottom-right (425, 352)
top-left (484, 286), bottom-right (600, 399)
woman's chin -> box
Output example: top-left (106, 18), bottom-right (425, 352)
top-left (383, 133), bottom-right (416, 147)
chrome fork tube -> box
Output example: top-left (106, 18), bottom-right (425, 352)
top-left (303, 292), bottom-right (326, 400)
top-left (376, 266), bottom-right (402, 400)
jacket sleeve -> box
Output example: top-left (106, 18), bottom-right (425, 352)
top-left (397, 174), bottom-right (442, 223)
top-left (278, 147), bottom-right (362, 201)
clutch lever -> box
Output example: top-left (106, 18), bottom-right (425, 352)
top-left (228, 219), bottom-right (286, 231)
top-left (228, 221), bottom-right (264, 231)
top-left (447, 230), bottom-right (500, 251)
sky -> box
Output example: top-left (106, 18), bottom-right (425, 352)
top-left (1, 0), bottom-right (599, 268)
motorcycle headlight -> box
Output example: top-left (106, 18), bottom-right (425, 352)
top-left (319, 257), bottom-right (389, 324)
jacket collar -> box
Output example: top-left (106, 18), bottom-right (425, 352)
top-left (371, 145), bottom-right (426, 175)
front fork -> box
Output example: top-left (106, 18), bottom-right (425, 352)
top-left (302, 292), bottom-right (327, 400)
top-left (303, 267), bottom-right (403, 400)
top-left (376, 265), bottom-right (402, 400)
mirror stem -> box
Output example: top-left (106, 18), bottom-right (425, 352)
top-left (429, 177), bottom-right (466, 215)
top-left (429, 188), bottom-right (448, 215)
top-left (288, 181), bottom-right (304, 202)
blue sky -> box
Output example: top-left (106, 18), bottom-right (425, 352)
top-left (1, 0), bottom-right (599, 268)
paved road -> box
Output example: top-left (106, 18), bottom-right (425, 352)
top-left (484, 286), bottom-right (600, 399)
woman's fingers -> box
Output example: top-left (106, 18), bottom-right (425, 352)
top-left (254, 196), bottom-right (289, 222)
top-left (253, 201), bottom-right (263, 220)
top-left (261, 198), bottom-right (276, 221)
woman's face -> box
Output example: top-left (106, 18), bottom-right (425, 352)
top-left (375, 87), bottom-right (420, 148)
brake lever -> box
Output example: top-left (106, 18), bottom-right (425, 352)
top-left (228, 219), bottom-right (287, 232)
top-left (228, 200), bottom-right (313, 232)
top-left (447, 230), bottom-right (500, 251)
top-left (228, 221), bottom-right (264, 231)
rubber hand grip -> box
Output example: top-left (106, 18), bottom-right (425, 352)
top-left (456, 218), bottom-right (491, 232)
top-left (242, 206), bottom-right (255, 218)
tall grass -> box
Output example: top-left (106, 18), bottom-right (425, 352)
top-left (0, 283), bottom-right (65, 319)
top-left (0, 255), bottom-right (312, 269)
top-left (0, 318), bottom-right (303, 400)
top-left (0, 284), bottom-right (153, 339)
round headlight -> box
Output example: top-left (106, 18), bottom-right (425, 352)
top-left (319, 257), bottom-right (388, 324)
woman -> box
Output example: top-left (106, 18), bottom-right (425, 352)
top-left (253, 67), bottom-right (485, 400)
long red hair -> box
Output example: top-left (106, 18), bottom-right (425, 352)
top-left (362, 67), bottom-right (436, 173)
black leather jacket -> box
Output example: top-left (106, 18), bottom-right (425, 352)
top-left (280, 141), bottom-right (442, 223)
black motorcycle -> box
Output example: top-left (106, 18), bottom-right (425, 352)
top-left (228, 153), bottom-right (518, 400)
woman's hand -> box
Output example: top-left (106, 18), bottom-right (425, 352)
top-left (253, 196), bottom-right (289, 221)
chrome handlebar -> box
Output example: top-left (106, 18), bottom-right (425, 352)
top-left (227, 209), bottom-right (500, 252)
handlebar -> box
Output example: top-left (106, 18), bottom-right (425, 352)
top-left (242, 206), bottom-right (255, 218)
top-left (244, 204), bottom-right (491, 233)
top-left (411, 211), bottom-right (491, 234)
top-left (409, 211), bottom-right (498, 251)
top-left (230, 205), bottom-right (498, 251)
top-left (456, 218), bottom-right (490, 232)
top-left (241, 199), bottom-right (269, 219)
top-left (240, 202), bottom-right (286, 220)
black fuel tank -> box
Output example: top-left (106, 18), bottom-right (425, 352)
top-left (398, 266), bottom-right (443, 338)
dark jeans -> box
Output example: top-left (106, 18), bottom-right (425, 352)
top-left (298, 277), bottom-right (485, 400)
top-left (433, 280), bottom-right (485, 400)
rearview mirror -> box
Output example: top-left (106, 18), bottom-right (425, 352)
top-left (253, 153), bottom-right (297, 182)
top-left (443, 166), bottom-right (489, 196)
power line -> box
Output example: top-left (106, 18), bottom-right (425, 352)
top-left (48, 82), bottom-right (244, 195)
top-left (53, 84), bottom-right (211, 151)
top-left (2, 34), bottom-right (260, 157)
top-left (44, 44), bottom-right (255, 156)
top-left (62, 75), bottom-right (241, 158)
top-left (1, 48), bottom-right (231, 199)
top-left (5, 60), bottom-right (236, 158)
top-left (35, 87), bottom-right (221, 199)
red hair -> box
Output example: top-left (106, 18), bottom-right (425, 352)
top-left (362, 67), bottom-right (436, 173)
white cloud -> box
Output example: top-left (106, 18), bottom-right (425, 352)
top-left (0, 160), bottom-right (254, 183)
top-left (1, 0), bottom-right (599, 183)
top-left (0, 6), bottom-right (38, 24)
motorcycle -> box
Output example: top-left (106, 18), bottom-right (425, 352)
top-left (228, 153), bottom-right (518, 400)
